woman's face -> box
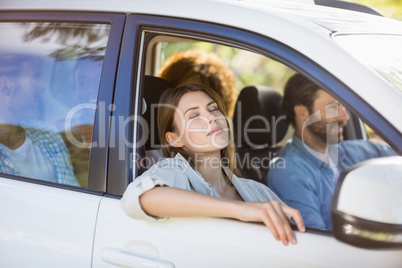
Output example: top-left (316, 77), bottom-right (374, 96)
top-left (169, 91), bottom-right (229, 154)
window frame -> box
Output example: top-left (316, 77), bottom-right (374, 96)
top-left (0, 11), bottom-right (125, 193)
top-left (107, 14), bottom-right (402, 196)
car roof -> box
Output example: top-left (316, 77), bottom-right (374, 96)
top-left (2, 0), bottom-right (402, 133)
top-left (2, 0), bottom-right (401, 33)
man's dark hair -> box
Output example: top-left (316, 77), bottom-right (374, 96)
top-left (281, 73), bottom-right (321, 127)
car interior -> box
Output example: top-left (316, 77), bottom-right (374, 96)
top-left (137, 34), bottom-right (372, 185)
top-left (232, 85), bottom-right (289, 183)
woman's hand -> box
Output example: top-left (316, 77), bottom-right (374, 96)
top-left (235, 200), bottom-right (305, 246)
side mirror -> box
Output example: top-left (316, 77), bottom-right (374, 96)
top-left (332, 156), bottom-right (402, 249)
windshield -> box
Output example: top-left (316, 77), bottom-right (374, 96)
top-left (334, 34), bottom-right (402, 93)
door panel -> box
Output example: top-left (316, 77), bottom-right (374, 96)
top-left (0, 11), bottom-right (124, 268)
top-left (93, 198), bottom-right (402, 267)
top-left (0, 178), bottom-right (102, 267)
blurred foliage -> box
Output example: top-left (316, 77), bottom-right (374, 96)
top-left (160, 41), bottom-right (295, 94)
top-left (21, 22), bottom-right (110, 60)
top-left (49, 46), bottom-right (106, 61)
top-left (22, 22), bottom-right (108, 44)
top-left (346, 0), bottom-right (402, 20)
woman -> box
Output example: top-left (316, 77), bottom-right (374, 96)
top-left (121, 83), bottom-right (304, 246)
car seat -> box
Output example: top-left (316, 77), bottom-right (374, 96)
top-left (232, 85), bottom-right (288, 184)
top-left (138, 75), bottom-right (174, 173)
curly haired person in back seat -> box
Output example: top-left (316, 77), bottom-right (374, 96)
top-left (158, 49), bottom-right (237, 117)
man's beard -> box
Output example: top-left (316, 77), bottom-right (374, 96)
top-left (307, 120), bottom-right (346, 145)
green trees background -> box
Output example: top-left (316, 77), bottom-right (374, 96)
top-left (347, 0), bottom-right (402, 20)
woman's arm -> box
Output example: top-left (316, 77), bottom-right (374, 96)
top-left (140, 186), bottom-right (305, 246)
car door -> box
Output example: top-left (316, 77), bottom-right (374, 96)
top-left (92, 14), bottom-right (402, 267)
top-left (0, 12), bottom-right (124, 267)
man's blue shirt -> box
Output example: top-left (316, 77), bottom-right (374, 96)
top-left (267, 134), bottom-right (395, 230)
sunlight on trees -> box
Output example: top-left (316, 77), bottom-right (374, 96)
top-left (160, 41), bottom-right (295, 93)
top-left (345, 0), bottom-right (402, 20)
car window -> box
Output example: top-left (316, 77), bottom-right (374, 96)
top-left (133, 28), bottom-right (398, 232)
top-left (156, 40), bottom-right (294, 93)
top-left (155, 40), bottom-right (296, 144)
top-left (0, 22), bottom-right (110, 187)
top-left (134, 33), bottom-right (296, 183)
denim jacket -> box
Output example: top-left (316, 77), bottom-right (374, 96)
top-left (121, 153), bottom-right (283, 222)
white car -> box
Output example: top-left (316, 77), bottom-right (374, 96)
top-left (0, 0), bottom-right (401, 267)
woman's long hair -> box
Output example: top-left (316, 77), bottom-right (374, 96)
top-left (157, 83), bottom-right (240, 183)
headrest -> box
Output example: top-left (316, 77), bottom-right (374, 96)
top-left (142, 76), bottom-right (174, 150)
top-left (232, 85), bottom-right (288, 149)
